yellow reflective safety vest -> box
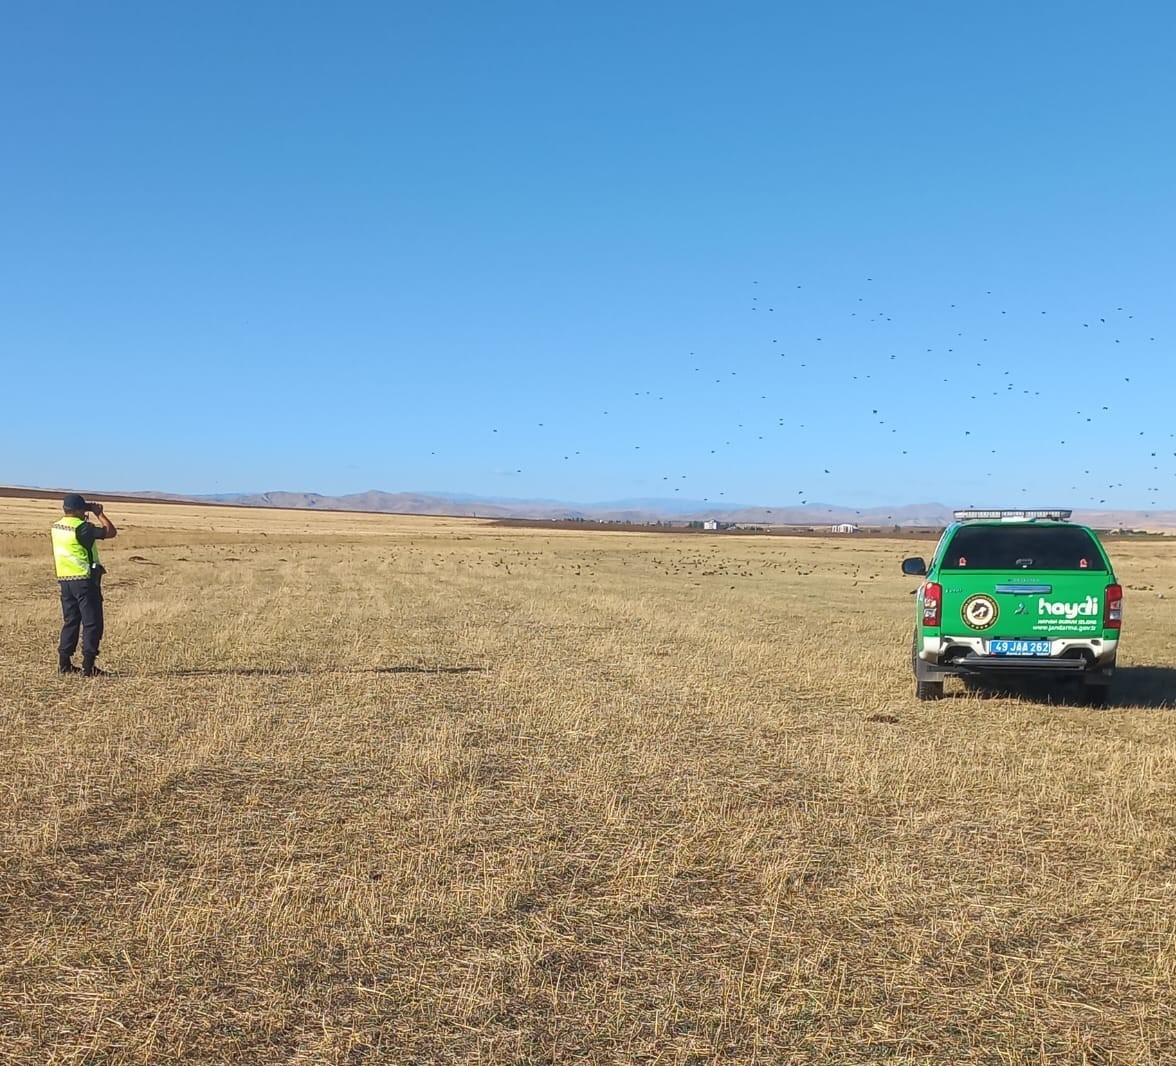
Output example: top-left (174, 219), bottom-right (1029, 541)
top-left (51, 515), bottom-right (100, 579)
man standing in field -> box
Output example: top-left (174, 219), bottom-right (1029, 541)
top-left (52, 493), bottom-right (117, 676)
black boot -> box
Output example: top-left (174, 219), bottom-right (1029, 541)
top-left (82, 655), bottom-right (105, 678)
top-left (59, 654), bottom-right (79, 674)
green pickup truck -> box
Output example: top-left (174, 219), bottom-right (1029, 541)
top-left (902, 510), bottom-right (1122, 705)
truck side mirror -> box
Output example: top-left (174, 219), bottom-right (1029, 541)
top-left (901, 557), bottom-right (927, 576)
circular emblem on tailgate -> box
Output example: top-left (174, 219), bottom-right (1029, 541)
top-left (962, 594), bottom-right (999, 630)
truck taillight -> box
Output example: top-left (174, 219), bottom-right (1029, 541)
top-left (922, 581), bottom-right (942, 627)
top-left (1105, 584), bottom-right (1122, 629)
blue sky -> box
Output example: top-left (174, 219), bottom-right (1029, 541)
top-left (3, 2), bottom-right (1174, 510)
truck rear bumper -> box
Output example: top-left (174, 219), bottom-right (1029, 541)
top-left (922, 634), bottom-right (1116, 661)
top-left (917, 635), bottom-right (1118, 681)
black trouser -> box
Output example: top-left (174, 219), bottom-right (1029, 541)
top-left (59, 578), bottom-right (104, 662)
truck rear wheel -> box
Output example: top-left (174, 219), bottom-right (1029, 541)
top-left (916, 678), bottom-right (945, 700)
top-left (912, 631), bottom-right (944, 700)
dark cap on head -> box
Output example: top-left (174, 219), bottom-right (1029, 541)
top-left (63, 493), bottom-right (88, 513)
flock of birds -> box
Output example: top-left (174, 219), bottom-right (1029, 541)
top-left (455, 277), bottom-right (1171, 517)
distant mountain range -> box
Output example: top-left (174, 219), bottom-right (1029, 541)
top-left (190, 489), bottom-right (958, 526)
top-left (5, 485), bottom-right (1173, 529)
top-left (139, 489), bottom-right (1176, 530)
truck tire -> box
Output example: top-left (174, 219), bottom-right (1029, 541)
top-left (916, 677), bottom-right (945, 701)
top-left (912, 631), bottom-right (944, 700)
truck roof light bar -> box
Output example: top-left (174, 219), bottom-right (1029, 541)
top-left (953, 509), bottom-right (1073, 522)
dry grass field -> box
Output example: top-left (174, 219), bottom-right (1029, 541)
top-left (3, 497), bottom-right (1176, 1064)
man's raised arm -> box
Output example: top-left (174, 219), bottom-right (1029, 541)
top-left (90, 502), bottom-right (117, 539)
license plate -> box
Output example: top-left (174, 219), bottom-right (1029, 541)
top-left (989, 639), bottom-right (1052, 656)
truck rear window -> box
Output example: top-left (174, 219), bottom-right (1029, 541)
top-left (940, 525), bottom-right (1106, 571)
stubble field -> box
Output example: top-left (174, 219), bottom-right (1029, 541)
top-left (3, 497), bottom-right (1176, 1064)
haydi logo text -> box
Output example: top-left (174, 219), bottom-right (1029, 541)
top-left (1038, 596), bottom-right (1099, 620)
